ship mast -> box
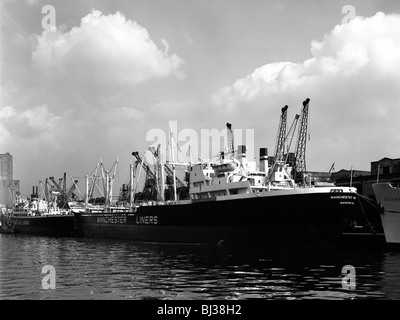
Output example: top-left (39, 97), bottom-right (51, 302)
top-left (154, 144), bottom-right (165, 202)
top-left (105, 170), bottom-right (110, 209)
top-left (169, 127), bottom-right (177, 201)
top-left (100, 158), bottom-right (118, 210)
top-left (129, 162), bottom-right (135, 209)
top-left (88, 162), bottom-right (101, 201)
top-left (85, 175), bottom-right (89, 210)
top-left (159, 151), bottom-right (165, 203)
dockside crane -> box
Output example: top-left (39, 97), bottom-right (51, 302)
top-left (148, 144), bottom-right (165, 202)
top-left (284, 113), bottom-right (300, 165)
top-left (132, 151), bottom-right (158, 201)
top-left (274, 105), bottom-right (288, 163)
top-left (66, 177), bottom-right (79, 201)
top-left (49, 176), bottom-right (64, 195)
top-left (44, 178), bottom-right (51, 202)
top-left (226, 123), bottom-right (235, 159)
top-left (267, 106), bottom-right (299, 182)
top-left (48, 172), bottom-right (79, 206)
top-left (293, 98), bottom-right (311, 181)
top-left (49, 175), bottom-right (66, 207)
top-left (132, 151), bottom-right (157, 182)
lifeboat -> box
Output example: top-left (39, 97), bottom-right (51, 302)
top-left (211, 159), bottom-right (240, 174)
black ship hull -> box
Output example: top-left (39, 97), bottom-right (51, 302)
top-left (74, 189), bottom-right (384, 246)
top-left (9, 215), bottom-right (76, 237)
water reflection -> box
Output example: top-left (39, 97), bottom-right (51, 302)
top-left (0, 234), bottom-right (398, 300)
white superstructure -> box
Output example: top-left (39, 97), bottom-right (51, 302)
top-left (373, 183), bottom-right (400, 245)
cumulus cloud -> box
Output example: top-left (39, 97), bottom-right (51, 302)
top-left (212, 12), bottom-right (400, 109)
top-left (31, 10), bottom-right (184, 89)
top-left (211, 12), bottom-right (400, 170)
top-left (0, 104), bottom-right (61, 138)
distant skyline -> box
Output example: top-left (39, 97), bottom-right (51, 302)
top-left (1, 0), bottom-right (400, 197)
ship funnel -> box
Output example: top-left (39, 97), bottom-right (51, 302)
top-left (31, 186), bottom-right (38, 199)
top-left (237, 145), bottom-right (247, 167)
top-left (259, 148), bottom-right (268, 173)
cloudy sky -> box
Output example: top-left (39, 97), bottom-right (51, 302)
top-left (1, 0), bottom-right (400, 197)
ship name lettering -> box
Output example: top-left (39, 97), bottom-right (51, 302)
top-left (16, 220), bottom-right (30, 225)
top-left (97, 215), bottom-right (127, 224)
top-left (136, 215), bottom-right (158, 225)
top-left (330, 195), bottom-right (354, 200)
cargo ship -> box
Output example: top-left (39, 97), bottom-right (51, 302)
top-left (72, 126), bottom-right (383, 246)
top-left (0, 209), bottom-right (14, 234)
top-left (5, 188), bottom-right (76, 237)
top-left (373, 182), bottom-right (400, 247)
top-left (73, 177), bottom-right (381, 246)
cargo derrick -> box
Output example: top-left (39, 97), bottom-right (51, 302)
top-left (132, 151), bottom-right (158, 201)
top-left (148, 144), bottom-right (188, 201)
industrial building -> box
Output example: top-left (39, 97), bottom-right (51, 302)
top-left (0, 152), bottom-right (20, 209)
top-left (332, 157), bottom-right (400, 199)
top-left (299, 158), bottom-right (399, 199)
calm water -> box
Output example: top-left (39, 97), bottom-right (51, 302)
top-left (1, 234), bottom-right (400, 300)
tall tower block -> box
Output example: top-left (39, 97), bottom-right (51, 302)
top-left (0, 152), bottom-right (20, 208)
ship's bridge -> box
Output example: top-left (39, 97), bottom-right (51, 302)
top-left (247, 172), bottom-right (267, 187)
top-left (188, 161), bottom-right (251, 200)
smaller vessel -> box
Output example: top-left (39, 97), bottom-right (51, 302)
top-left (373, 182), bottom-right (400, 247)
top-left (0, 208), bottom-right (15, 234)
top-left (7, 190), bottom-right (76, 237)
